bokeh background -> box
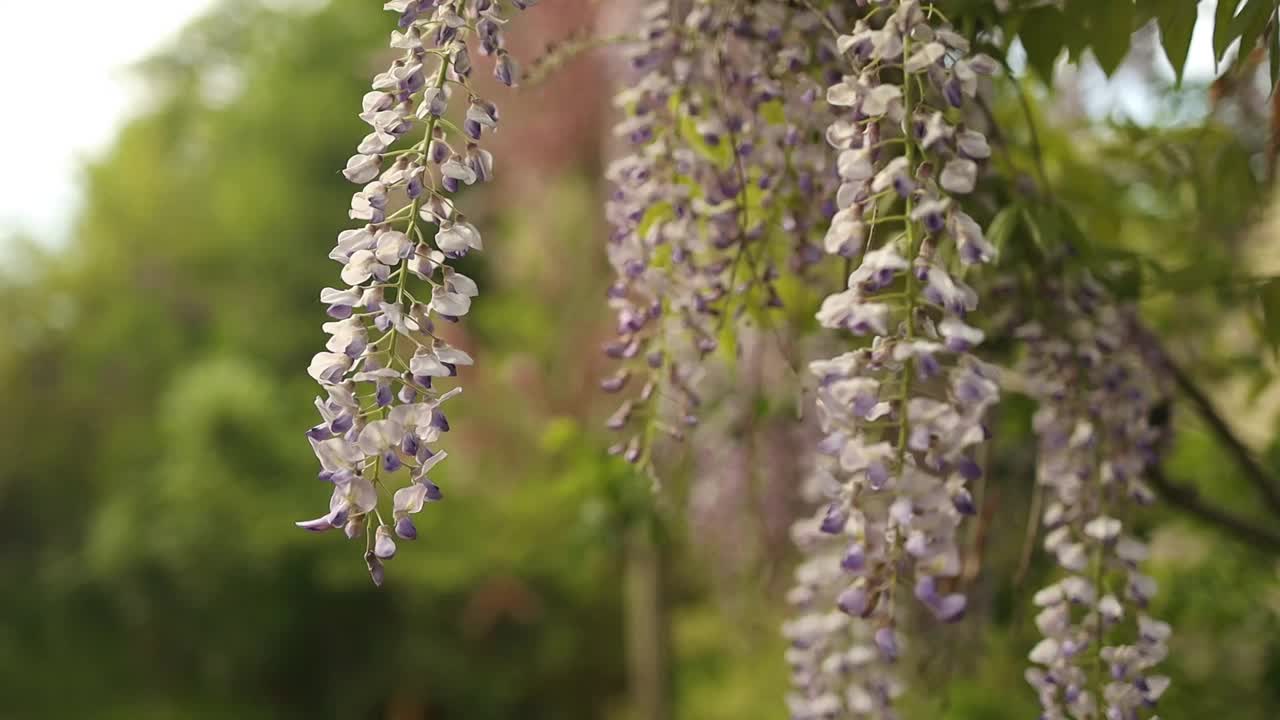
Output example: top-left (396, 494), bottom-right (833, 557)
top-left (1, 1), bottom-right (1278, 718)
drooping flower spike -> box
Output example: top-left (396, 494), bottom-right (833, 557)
top-left (601, 0), bottom-right (841, 470)
top-left (301, 0), bottom-right (530, 585)
top-left (1021, 275), bottom-right (1172, 720)
top-left (786, 2), bottom-right (1000, 716)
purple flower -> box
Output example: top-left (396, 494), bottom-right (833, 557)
top-left (302, 0), bottom-right (526, 582)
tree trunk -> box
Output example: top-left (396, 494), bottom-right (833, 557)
top-left (624, 521), bottom-right (672, 720)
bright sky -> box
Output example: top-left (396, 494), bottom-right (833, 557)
top-left (0, 0), bottom-right (1233, 243)
top-left (0, 1), bottom-right (217, 239)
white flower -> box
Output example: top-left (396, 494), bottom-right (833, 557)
top-left (445, 270), bottom-right (479, 296)
top-left (849, 245), bottom-right (909, 288)
top-left (1141, 677), bottom-right (1171, 705)
top-left (410, 351), bottom-right (452, 377)
top-left (466, 101), bottom-right (498, 130)
top-left (1084, 515), bottom-right (1122, 542)
top-left (1098, 594), bottom-right (1123, 623)
top-left (921, 267), bottom-right (978, 313)
top-left (374, 525), bottom-right (397, 559)
top-left (836, 181), bottom-right (865, 210)
top-left (358, 131), bottom-right (392, 155)
top-left (1055, 542), bottom-right (1087, 571)
top-left (920, 112), bottom-right (951, 149)
top-left (332, 226), bottom-right (375, 261)
top-left (435, 343), bottom-right (474, 366)
top-left (394, 482), bottom-right (428, 516)
top-left (1033, 585), bottom-right (1064, 607)
top-left (869, 27), bottom-right (903, 60)
top-left (308, 352), bottom-right (351, 384)
top-left (343, 154), bottom-right (381, 183)
top-left (940, 158), bottom-right (977, 194)
top-left (320, 286), bottom-right (362, 306)
top-left (1138, 614), bottom-right (1172, 643)
top-left (1028, 638), bottom-right (1060, 665)
top-left (374, 230), bottom-right (411, 264)
top-left (441, 158), bottom-right (478, 185)
top-left (837, 148), bottom-right (873, 181)
top-left (310, 436), bottom-right (363, 472)
top-left (390, 26), bottom-right (423, 50)
top-left (823, 207), bottom-right (867, 256)
top-left (826, 118), bottom-right (860, 149)
top-left (826, 76), bottom-right (863, 107)
top-left (950, 210), bottom-right (996, 264)
top-left (429, 285), bottom-right (471, 316)
top-left (357, 419), bottom-right (405, 455)
top-left (338, 476), bottom-right (378, 515)
top-left (816, 291), bottom-right (889, 335)
top-left (388, 402), bottom-right (437, 433)
top-left (436, 221), bottom-right (482, 253)
top-left (956, 129), bottom-right (991, 159)
top-left (860, 84), bottom-right (902, 116)
top-left (939, 316), bottom-right (984, 350)
top-left (349, 184), bottom-right (388, 222)
top-left (417, 86), bottom-right (450, 119)
top-left (341, 249), bottom-right (379, 285)
top-left (323, 318), bottom-right (368, 356)
top-left (871, 156), bottom-right (910, 193)
top-left (361, 90), bottom-right (393, 114)
top-left (904, 41), bottom-right (946, 73)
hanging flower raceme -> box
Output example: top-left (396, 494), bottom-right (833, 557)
top-left (784, 474), bottom-right (904, 720)
top-left (300, 0), bottom-right (529, 586)
top-left (1021, 276), bottom-right (1172, 720)
top-left (601, 0), bottom-right (838, 469)
top-left (600, 0), bottom-right (691, 466)
top-left (786, 2), bottom-right (1000, 716)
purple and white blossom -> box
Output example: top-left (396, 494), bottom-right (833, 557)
top-left (1021, 276), bottom-right (1172, 720)
top-left (601, 0), bottom-right (839, 469)
top-left (786, 2), bottom-right (1000, 716)
top-left (301, 0), bottom-right (527, 585)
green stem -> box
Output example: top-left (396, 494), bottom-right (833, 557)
top-left (381, 25), bottom-right (460, 410)
top-left (897, 27), bottom-right (921, 473)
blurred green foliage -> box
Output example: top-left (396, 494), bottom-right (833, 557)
top-left (2, 1), bottom-right (1279, 718)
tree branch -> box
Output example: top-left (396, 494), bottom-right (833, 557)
top-left (1146, 465), bottom-right (1280, 553)
top-left (1159, 348), bottom-right (1280, 519)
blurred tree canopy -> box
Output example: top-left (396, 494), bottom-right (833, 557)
top-left (1, 1), bottom-right (1279, 719)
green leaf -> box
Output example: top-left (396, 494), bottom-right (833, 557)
top-left (1272, 27), bottom-right (1280, 90)
top-left (1089, 0), bottom-right (1136, 75)
top-left (1228, 0), bottom-right (1275, 68)
top-left (1141, 0), bottom-right (1198, 83)
top-left (1214, 0), bottom-right (1242, 63)
top-left (650, 242), bottom-right (673, 271)
top-left (985, 205), bottom-right (1020, 253)
top-left (678, 113), bottom-right (733, 170)
top-left (1019, 207), bottom-right (1045, 251)
top-left (1107, 254), bottom-right (1145, 301)
top-left (759, 99), bottom-right (786, 126)
top-left (1018, 7), bottom-right (1067, 80)
top-left (636, 201), bottom-right (673, 240)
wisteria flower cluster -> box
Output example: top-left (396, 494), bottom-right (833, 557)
top-left (299, 0), bottom-right (531, 585)
top-left (601, 0), bottom-right (838, 468)
top-left (785, 2), bottom-right (1001, 716)
top-left (1021, 276), bottom-right (1172, 720)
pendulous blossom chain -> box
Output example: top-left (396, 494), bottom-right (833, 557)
top-left (785, 2), bottom-right (999, 717)
top-left (1022, 276), bottom-right (1172, 720)
top-left (299, 0), bottom-right (531, 586)
top-left (601, 0), bottom-right (838, 469)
